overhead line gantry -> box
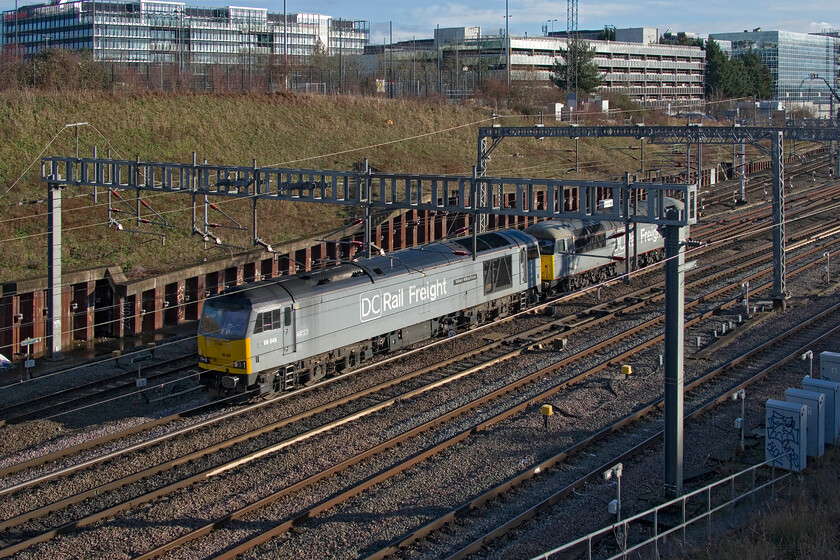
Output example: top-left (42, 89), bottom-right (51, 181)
top-left (42, 119), bottom-right (838, 497)
top-left (476, 121), bottom-right (840, 496)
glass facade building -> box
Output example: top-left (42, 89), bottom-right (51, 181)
top-left (710, 30), bottom-right (840, 113)
top-left (1, 0), bottom-right (369, 65)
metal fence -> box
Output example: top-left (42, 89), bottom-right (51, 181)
top-left (532, 456), bottom-right (793, 560)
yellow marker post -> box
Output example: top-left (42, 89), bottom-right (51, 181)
top-left (622, 364), bottom-right (633, 377)
top-left (541, 404), bottom-right (554, 430)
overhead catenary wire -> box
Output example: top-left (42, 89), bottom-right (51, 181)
top-left (0, 134), bottom-right (827, 250)
top-left (0, 110), bottom-right (827, 292)
top-left (6, 159), bottom-right (833, 340)
top-left (2, 191), bottom-right (839, 356)
top-left (0, 143), bottom-right (827, 268)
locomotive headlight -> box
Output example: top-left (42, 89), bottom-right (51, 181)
top-left (233, 361), bottom-right (246, 369)
top-left (198, 355), bottom-right (210, 363)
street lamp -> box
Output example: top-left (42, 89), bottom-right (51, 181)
top-left (504, 0), bottom-right (511, 89)
top-left (545, 18), bottom-right (558, 35)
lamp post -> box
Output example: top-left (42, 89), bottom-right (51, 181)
top-left (283, 0), bottom-right (288, 90)
top-left (505, 0), bottom-right (510, 90)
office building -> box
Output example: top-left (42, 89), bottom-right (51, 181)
top-left (366, 27), bottom-right (705, 106)
top-left (1, 0), bottom-right (369, 66)
top-left (710, 29), bottom-right (840, 116)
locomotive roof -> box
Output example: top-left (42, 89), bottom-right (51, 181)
top-left (525, 196), bottom-right (684, 241)
top-left (214, 229), bottom-right (535, 308)
top-left (525, 218), bottom-right (621, 240)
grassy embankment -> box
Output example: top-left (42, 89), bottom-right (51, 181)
top-left (680, 443), bottom-right (840, 559)
top-left (0, 91), bottom-right (720, 281)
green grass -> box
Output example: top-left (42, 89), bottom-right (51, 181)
top-left (0, 90), bottom-right (748, 281)
top-left (680, 445), bottom-right (840, 559)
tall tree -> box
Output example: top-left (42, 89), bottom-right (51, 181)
top-left (741, 50), bottom-right (773, 99)
top-left (550, 39), bottom-right (603, 96)
top-left (705, 38), bottom-right (773, 100)
top-left (704, 39), bottom-right (734, 98)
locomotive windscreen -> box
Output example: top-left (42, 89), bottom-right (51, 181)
top-left (199, 303), bottom-right (250, 338)
top-left (538, 239), bottom-right (555, 255)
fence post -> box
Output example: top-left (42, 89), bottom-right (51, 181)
top-left (707, 488), bottom-right (712, 541)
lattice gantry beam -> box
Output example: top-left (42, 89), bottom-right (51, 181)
top-left (41, 157), bottom-right (697, 227)
top-left (479, 124), bottom-right (840, 144)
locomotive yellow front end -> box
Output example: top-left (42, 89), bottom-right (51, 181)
top-left (197, 299), bottom-right (254, 395)
top-left (197, 335), bottom-right (252, 375)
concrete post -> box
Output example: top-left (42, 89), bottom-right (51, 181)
top-left (664, 207), bottom-right (686, 497)
top-left (47, 180), bottom-right (63, 359)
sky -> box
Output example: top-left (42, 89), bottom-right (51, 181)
top-left (2, 0), bottom-right (839, 43)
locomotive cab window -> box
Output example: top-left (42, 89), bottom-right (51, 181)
top-left (253, 312), bottom-right (272, 334)
top-left (199, 303), bottom-right (249, 338)
top-left (484, 255), bottom-right (513, 294)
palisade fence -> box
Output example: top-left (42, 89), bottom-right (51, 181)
top-left (94, 59), bottom-right (496, 100)
top-left (532, 455), bottom-right (794, 560)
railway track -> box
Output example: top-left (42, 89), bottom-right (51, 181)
top-left (1, 209), bottom-right (836, 558)
top-left (700, 150), bottom-right (832, 207)
top-left (160, 238), bottom-right (839, 560)
top-left (0, 353), bottom-right (201, 426)
top-left (0, 201), bottom-right (828, 479)
top-left (0, 160), bottom-right (837, 558)
top-left (406, 301), bottom-right (840, 560)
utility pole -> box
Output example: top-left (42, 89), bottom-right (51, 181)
top-left (771, 131), bottom-right (788, 311)
top-left (805, 74), bottom-right (840, 176)
top-left (663, 207), bottom-right (687, 496)
top-left (283, 0), bottom-right (288, 90)
top-left (47, 178), bottom-right (63, 360)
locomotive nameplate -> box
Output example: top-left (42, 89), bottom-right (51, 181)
top-left (453, 274), bottom-right (477, 285)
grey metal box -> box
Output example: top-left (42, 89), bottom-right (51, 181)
top-left (803, 376), bottom-right (840, 445)
top-left (766, 399), bottom-right (807, 472)
top-left (820, 351), bottom-right (840, 382)
top-left (785, 388), bottom-right (825, 458)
